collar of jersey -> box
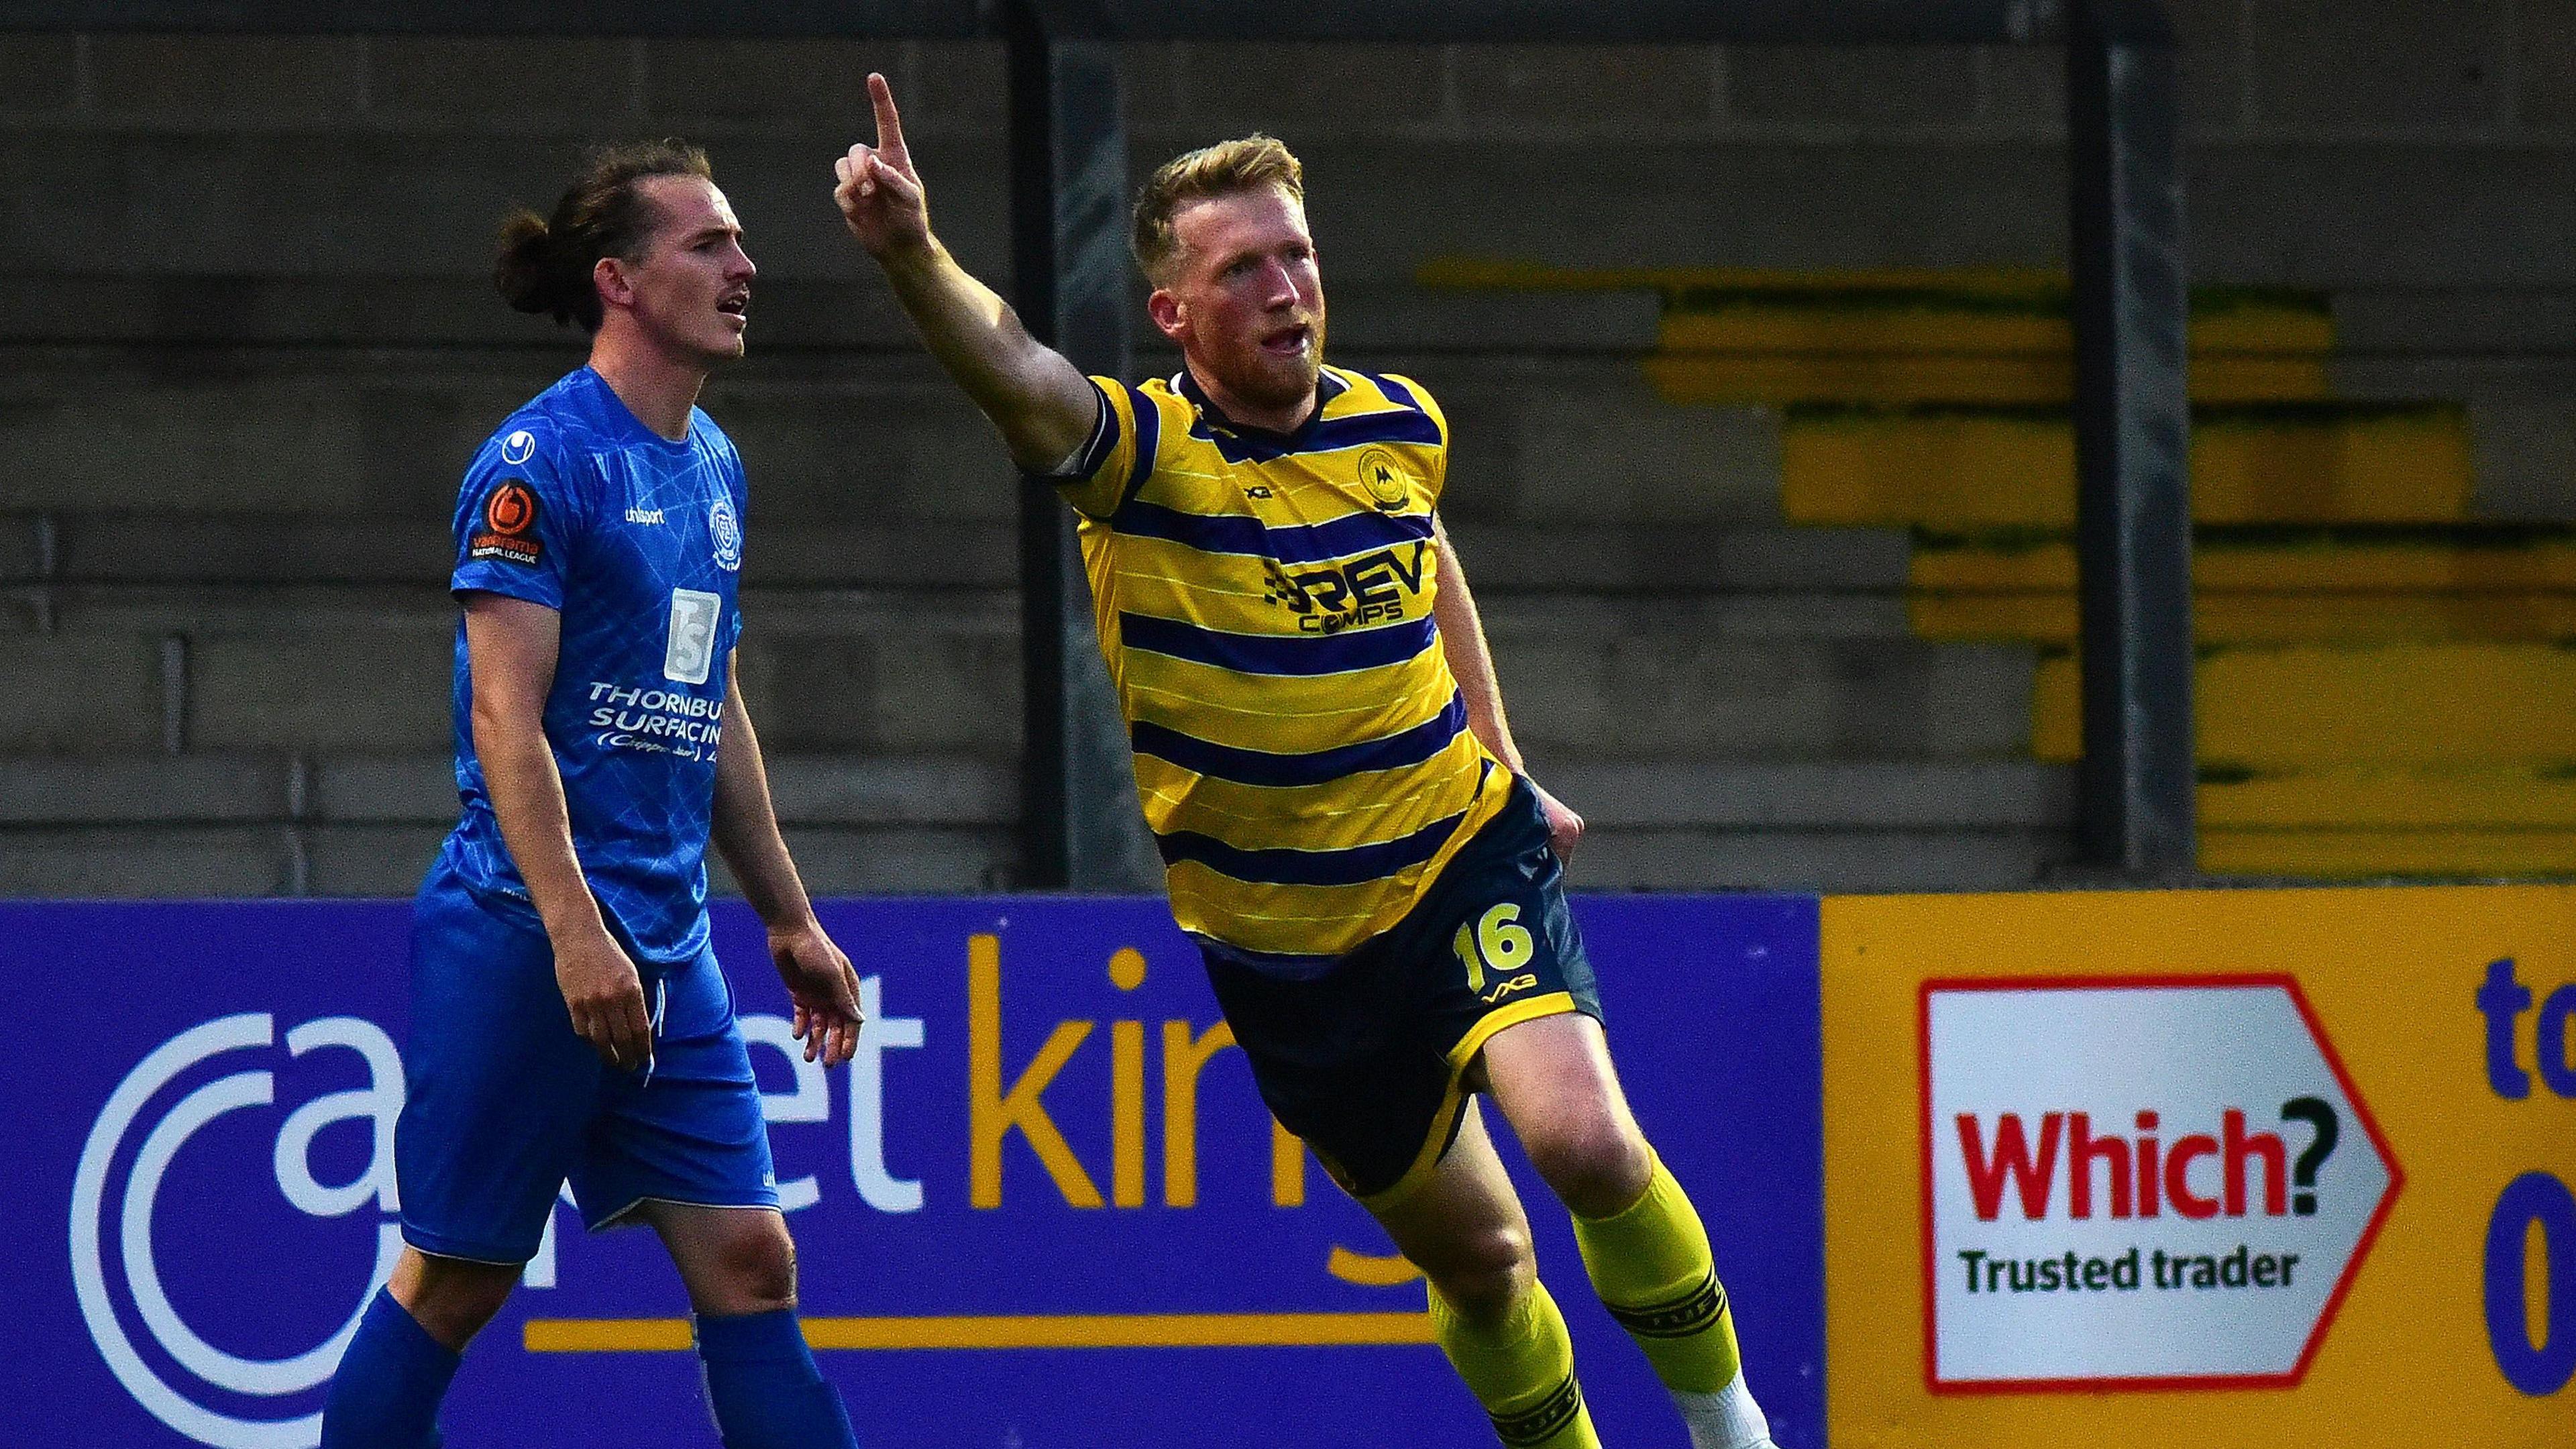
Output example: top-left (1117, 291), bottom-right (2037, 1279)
top-left (1173, 366), bottom-right (1348, 447)
top-left (578, 365), bottom-right (699, 453)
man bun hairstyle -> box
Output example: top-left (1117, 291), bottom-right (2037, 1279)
top-left (1130, 133), bottom-right (1304, 286)
top-left (495, 140), bottom-right (714, 331)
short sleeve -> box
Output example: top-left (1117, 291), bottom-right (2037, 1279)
top-left (720, 449), bottom-right (748, 654)
top-left (451, 421), bottom-right (585, 609)
top-left (1379, 371), bottom-right (1450, 506)
top-left (1051, 378), bottom-right (1159, 521)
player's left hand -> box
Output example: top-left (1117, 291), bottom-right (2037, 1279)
top-left (770, 919), bottom-right (865, 1066)
top-left (1527, 778), bottom-right (1585, 862)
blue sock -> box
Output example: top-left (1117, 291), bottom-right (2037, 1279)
top-left (694, 1309), bottom-right (857, 1449)
top-left (320, 1288), bottom-right (462, 1449)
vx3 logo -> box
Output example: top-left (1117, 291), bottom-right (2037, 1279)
top-left (72, 1014), bottom-right (405, 1449)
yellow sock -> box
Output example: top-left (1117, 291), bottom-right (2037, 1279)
top-left (1572, 1152), bottom-right (1745, 1393)
top-left (1428, 1279), bottom-right (1601, 1448)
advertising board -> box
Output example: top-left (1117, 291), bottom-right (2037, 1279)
top-left (3, 894), bottom-right (1823, 1448)
top-left (1823, 885), bottom-right (2576, 1448)
top-left (1923, 975), bottom-right (2399, 1389)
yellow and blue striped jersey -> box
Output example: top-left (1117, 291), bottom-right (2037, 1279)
top-left (1059, 364), bottom-right (1508, 968)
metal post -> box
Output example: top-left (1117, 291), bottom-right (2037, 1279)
top-left (1006, 3), bottom-right (1161, 890)
top-left (2068, 0), bottom-right (2196, 877)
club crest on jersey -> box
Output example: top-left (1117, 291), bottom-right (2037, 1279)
top-left (498, 428), bottom-right (536, 466)
top-left (1356, 445), bottom-right (1412, 511)
top-left (467, 480), bottom-right (543, 566)
top-left (709, 494), bottom-right (743, 572)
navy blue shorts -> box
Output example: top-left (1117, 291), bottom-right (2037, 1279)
top-left (1201, 778), bottom-right (1603, 1203)
top-left (396, 867), bottom-right (777, 1265)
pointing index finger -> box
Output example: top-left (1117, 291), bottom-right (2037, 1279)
top-left (867, 72), bottom-right (909, 163)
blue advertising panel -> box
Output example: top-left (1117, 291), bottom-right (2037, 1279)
top-left (2, 894), bottom-right (1821, 1448)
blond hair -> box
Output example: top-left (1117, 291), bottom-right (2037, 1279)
top-left (1129, 134), bottom-right (1305, 284)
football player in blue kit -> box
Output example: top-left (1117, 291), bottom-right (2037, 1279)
top-left (319, 143), bottom-right (867, 1449)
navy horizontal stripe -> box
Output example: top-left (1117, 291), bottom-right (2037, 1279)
top-left (1110, 498), bottom-right (1432, 564)
top-left (1131, 691), bottom-right (1467, 787)
top-left (1157, 806), bottom-right (1468, 888)
top-left (1120, 610), bottom-right (1433, 677)
top-left (1197, 407), bottom-right (1442, 466)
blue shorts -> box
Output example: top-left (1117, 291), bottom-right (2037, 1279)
top-left (396, 867), bottom-right (778, 1265)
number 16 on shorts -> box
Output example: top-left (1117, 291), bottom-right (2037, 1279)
top-left (1454, 904), bottom-right (1537, 1004)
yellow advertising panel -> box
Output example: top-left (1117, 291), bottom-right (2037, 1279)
top-left (1823, 885), bottom-right (2575, 1447)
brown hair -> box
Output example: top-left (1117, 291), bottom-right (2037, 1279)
top-left (494, 140), bottom-right (714, 331)
top-left (1128, 134), bottom-right (1305, 284)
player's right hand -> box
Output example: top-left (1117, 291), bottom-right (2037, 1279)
top-left (1527, 778), bottom-right (1587, 863)
top-left (555, 929), bottom-right (653, 1071)
top-left (835, 72), bottom-right (929, 259)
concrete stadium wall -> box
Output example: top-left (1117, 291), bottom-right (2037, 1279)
top-left (2, 5), bottom-right (2569, 503)
top-left (1, 8), bottom-right (2569, 284)
top-left (1, 5), bottom-right (2569, 897)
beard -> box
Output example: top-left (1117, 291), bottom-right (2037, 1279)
top-left (1201, 311), bottom-right (1327, 417)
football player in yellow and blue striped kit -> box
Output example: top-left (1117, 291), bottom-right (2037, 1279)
top-left (835, 73), bottom-right (1778, 1449)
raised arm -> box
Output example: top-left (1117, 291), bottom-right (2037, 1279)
top-left (835, 72), bottom-right (1098, 472)
top-left (1431, 516), bottom-right (1585, 860)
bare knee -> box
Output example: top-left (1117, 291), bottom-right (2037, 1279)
top-left (1483, 1014), bottom-right (1654, 1217)
top-left (1419, 1221), bottom-right (1536, 1326)
top-left (683, 1212), bottom-right (799, 1316)
top-left (1524, 1117), bottom-right (1652, 1220)
top-left (389, 1248), bottom-right (518, 1350)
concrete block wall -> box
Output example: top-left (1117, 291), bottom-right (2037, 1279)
top-left (5, 17), bottom-right (2562, 502)
top-left (2, 9), bottom-right (2567, 896)
top-left (1, 13), bottom-right (2568, 285)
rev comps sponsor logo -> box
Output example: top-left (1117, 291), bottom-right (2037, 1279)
top-left (1263, 543), bottom-right (1429, 635)
top-left (72, 1014), bottom-right (405, 1448)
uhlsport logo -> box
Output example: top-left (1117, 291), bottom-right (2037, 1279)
top-left (72, 1014), bottom-right (405, 1449)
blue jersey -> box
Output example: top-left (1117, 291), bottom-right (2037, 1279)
top-left (430, 366), bottom-right (748, 964)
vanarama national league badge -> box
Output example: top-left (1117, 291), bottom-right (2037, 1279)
top-left (468, 480), bottom-right (543, 566)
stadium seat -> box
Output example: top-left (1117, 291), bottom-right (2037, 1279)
top-left (1428, 260), bottom-right (2572, 881)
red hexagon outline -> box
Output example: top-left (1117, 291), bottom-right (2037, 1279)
top-left (1914, 971), bottom-right (2405, 1394)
